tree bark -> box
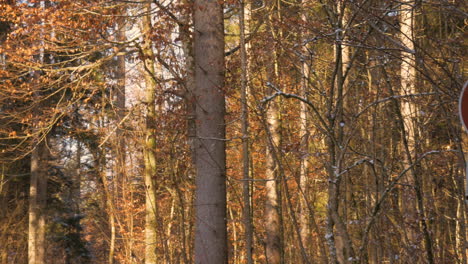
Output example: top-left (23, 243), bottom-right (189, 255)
top-left (399, 2), bottom-right (434, 263)
top-left (180, 0), bottom-right (196, 168)
top-left (193, 0), bottom-right (227, 263)
top-left (299, 0), bottom-right (310, 254)
top-left (142, 4), bottom-right (158, 263)
top-left (28, 140), bottom-right (48, 264)
top-left (29, 3), bottom-right (48, 262)
top-left (115, 7), bottom-right (126, 196)
top-left (240, 1), bottom-right (253, 263)
top-left (325, 3), bottom-right (356, 263)
top-left (264, 4), bottom-right (283, 262)
top-left (180, 3), bottom-right (195, 261)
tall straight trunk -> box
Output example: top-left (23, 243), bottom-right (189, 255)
top-left (366, 49), bottom-right (386, 264)
top-left (399, 1), bottom-right (418, 254)
top-left (193, 0), bottom-right (227, 263)
top-left (28, 140), bottom-right (48, 264)
top-left (180, 0), bottom-right (196, 167)
top-left (399, 2), bottom-right (434, 263)
top-left (29, 3), bottom-right (47, 263)
top-left (98, 147), bottom-right (116, 264)
top-left (179, 3), bottom-right (195, 261)
top-left (299, 0), bottom-right (310, 253)
top-left (115, 8), bottom-right (126, 193)
top-left (265, 94), bottom-right (281, 264)
top-left (240, 1), bottom-right (253, 263)
top-left (264, 4), bottom-right (282, 261)
top-left (141, 4), bottom-right (158, 263)
top-left (339, 6), bottom-right (351, 260)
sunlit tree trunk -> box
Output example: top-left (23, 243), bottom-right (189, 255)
top-left (265, 88), bottom-right (282, 264)
top-left (29, 2), bottom-right (48, 263)
top-left (400, 1), bottom-right (434, 263)
top-left (264, 3), bottom-right (283, 262)
top-left (298, 1), bottom-right (310, 254)
top-left (193, 0), bottom-right (227, 263)
top-left (98, 150), bottom-right (116, 264)
top-left (28, 140), bottom-right (48, 264)
top-left (239, 1), bottom-right (253, 263)
top-left (339, 5), bottom-right (352, 263)
top-left (399, 2), bottom-right (418, 256)
top-left (141, 7), bottom-right (159, 264)
top-left (399, 2), bottom-right (434, 263)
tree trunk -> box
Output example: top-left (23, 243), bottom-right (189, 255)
top-left (180, 3), bottom-right (195, 262)
top-left (180, 0), bottom-right (196, 170)
top-left (193, 0), bottom-right (227, 263)
top-left (29, 3), bottom-right (48, 260)
top-left (325, 3), bottom-right (356, 263)
top-left (28, 140), bottom-right (48, 264)
top-left (399, 2), bottom-right (419, 256)
top-left (115, 7), bottom-right (126, 197)
top-left (399, 2), bottom-right (434, 263)
top-left (141, 4), bottom-right (159, 263)
top-left (240, 1), bottom-right (253, 263)
top-left (264, 5), bottom-right (283, 262)
top-left (299, 0), bottom-right (310, 254)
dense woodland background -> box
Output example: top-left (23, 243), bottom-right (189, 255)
top-left (0, 0), bottom-right (466, 263)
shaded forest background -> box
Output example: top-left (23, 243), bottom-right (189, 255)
top-left (0, 0), bottom-right (466, 263)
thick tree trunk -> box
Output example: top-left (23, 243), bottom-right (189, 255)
top-left (29, 3), bottom-right (48, 262)
top-left (193, 0), bottom-right (227, 263)
top-left (28, 140), bottom-right (48, 264)
top-left (142, 5), bottom-right (159, 263)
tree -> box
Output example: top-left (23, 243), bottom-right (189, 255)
top-left (141, 3), bottom-right (159, 263)
top-left (28, 140), bottom-right (49, 264)
top-left (239, 1), bottom-right (253, 263)
top-left (398, 1), bottom-right (434, 262)
top-left (193, 0), bottom-right (227, 263)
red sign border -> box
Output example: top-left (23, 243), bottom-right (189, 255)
top-left (459, 81), bottom-right (468, 132)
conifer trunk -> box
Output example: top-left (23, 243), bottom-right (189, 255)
top-left (193, 0), bottom-right (227, 263)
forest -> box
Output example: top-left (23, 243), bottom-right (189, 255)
top-left (0, 0), bottom-right (466, 263)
